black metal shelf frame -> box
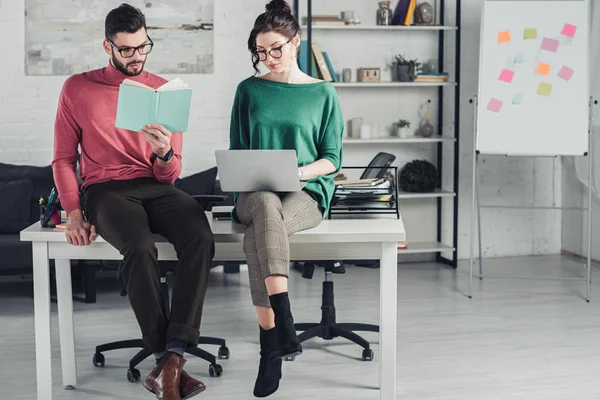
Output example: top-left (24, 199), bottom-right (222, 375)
top-left (293, 0), bottom-right (461, 268)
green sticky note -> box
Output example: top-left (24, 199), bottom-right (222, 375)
top-left (514, 53), bottom-right (524, 64)
top-left (513, 93), bottom-right (522, 105)
top-left (524, 28), bottom-right (537, 39)
top-left (537, 82), bottom-right (552, 96)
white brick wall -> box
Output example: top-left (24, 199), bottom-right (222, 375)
top-left (0, 0), bottom-right (261, 173)
top-left (0, 0), bottom-right (562, 258)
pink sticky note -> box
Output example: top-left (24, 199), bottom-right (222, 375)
top-left (499, 69), bottom-right (514, 83)
top-left (558, 66), bottom-right (574, 81)
top-left (541, 37), bottom-right (559, 52)
top-left (487, 98), bottom-right (503, 113)
top-left (562, 23), bottom-right (577, 38)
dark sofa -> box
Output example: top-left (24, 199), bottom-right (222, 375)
top-left (0, 162), bottom-right (235, 301)
top-left (0, 162), bottom-right (56, 275)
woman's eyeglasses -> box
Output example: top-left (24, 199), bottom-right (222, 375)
top-left (255, 39), bottom-right (292, 61)
top-left (107, 36), bottom-right (154, 58)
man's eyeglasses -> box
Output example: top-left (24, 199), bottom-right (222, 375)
top-left (255, 39), bottom-right (292, 62)
top-left (107, 36), bottom-right (154, 58)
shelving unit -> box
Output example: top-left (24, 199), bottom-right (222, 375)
top-left (293, 0), bottom-right (461, 266)
top-left (305, 24), bottom-right (458, 31)
top-left (397, 189), bottom-right (455, 199)
top-left (332, 82), bottom-right (456, 88)
top-left (343, 136), bottom-right (456, 144)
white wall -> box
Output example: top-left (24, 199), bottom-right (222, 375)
top-left (0, 0), bottom-right (257, 175)
top-left (561, 0), bottom-right (600, 259)
top-left (0, 0), bottom-right (564, 259)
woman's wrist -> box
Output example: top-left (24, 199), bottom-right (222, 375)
top-left (298, 168), bottom-right (304, 180)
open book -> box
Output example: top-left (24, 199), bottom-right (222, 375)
top-left (115, 78), bottom-right (192, 133)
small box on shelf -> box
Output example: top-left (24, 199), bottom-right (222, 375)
top-left (358, 68), bottom-right (381, 83)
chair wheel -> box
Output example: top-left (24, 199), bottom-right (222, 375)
top-left (93, 353), bottom-right (105, 367)
top-left (127, 368), bottom-right (141, 382)
top-left (284, 355), bottom-right (295, 362)
top-left (209, 364), bottom-right (223, 377)
top-left (218, 346), bottom-right (230, 360)
top-left (362, 349), bottom-right (374, 361)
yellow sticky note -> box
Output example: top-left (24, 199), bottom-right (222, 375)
top-left (536, 62), bottom-right (551, 76)
top-left (524, 28), bottom-right (537, 39)
top-left (498, 30), bottom-right (511, 43)
top-left (537, 82), bottom-right (552, 96)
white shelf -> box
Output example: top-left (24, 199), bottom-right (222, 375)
top-left (398, 241), bottom-right (455, 254)
top-left (306, 24), bottom-right (458, 31)
top-left (343, 136), bottom-right (455, 144)
top-left (397, 190), bottom-right (455, 199)
top-left (332, 82), bottom-right (455, 88)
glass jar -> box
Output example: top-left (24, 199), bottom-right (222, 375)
top-left (376, 1), bottom-right (393, 26)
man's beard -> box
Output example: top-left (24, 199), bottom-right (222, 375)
top-left (112, 52), bottom-right (145, 77)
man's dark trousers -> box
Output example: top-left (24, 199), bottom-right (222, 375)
top-left (84, 178), bottom-right (215, 353)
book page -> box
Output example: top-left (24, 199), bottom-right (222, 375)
top-left (122, 78), bottom-right (153, 90)
top-left (157, 78), bottom-right (189, 91)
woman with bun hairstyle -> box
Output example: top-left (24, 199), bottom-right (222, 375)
top-left (228, 0), bottom-right (344, 397)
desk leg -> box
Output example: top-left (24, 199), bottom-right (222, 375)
top-left (379, 242), bottom-right (397, 400)
top-left (33, 242), bottom-right (53, 400)
top-left (55, 259), bottom-right (77, 389)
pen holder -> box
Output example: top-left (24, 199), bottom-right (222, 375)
top-left (40, 203), bottom-right (61, 228)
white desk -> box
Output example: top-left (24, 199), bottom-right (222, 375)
top-left (21, 214), bottom-right (405, 400)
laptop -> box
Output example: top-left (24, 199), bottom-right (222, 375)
top-left (215, 149), bottom-right (306, 192)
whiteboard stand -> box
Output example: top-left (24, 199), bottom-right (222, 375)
top-left (468, 96), bottom-right (597, 302)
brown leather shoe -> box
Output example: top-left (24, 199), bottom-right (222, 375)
top-left (144, 352), bottom-right (186, 400)
top-left (180, 370), bottom-right (206, 399)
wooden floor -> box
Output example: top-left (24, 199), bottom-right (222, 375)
top-left (1, 255), bottom-right (599, 399)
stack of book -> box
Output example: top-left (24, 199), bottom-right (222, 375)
top-left (304, 15), bottom-right (346, 26)
top-left (414, 72), bottom-right (449, 83)
top-left (299, 41), bottom-right (338, 82)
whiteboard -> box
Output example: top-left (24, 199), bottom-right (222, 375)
top-left (476, 0), bottom-right (590, 156)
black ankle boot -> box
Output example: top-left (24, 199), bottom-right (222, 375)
top-left (253, 326), bottom-right (282, 398)
top-left (269, 292), bottom-right (302, 358)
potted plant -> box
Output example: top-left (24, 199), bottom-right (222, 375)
top-left (393, 119), bottom-right (411, 138)
top-left (391, 55), bottom-right (419, 82)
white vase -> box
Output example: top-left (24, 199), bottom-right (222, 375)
top-left (371, 123), bottom-right (380, 138)
top-left (348, 117), bottom-right (363, 138)
top-left (360, 124), bottom-right (371, 139)
top-left (398, 127), bottom-right (410, 138)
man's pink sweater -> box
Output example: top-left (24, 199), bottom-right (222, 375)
top-left (52, 63), bottom-right (183, 214)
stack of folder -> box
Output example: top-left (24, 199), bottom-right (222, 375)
top-left (332, 178), bottom-right (395, 209)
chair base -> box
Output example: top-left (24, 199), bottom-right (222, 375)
top-left (290, 279), bottom-right (379, 362)
top-left (93, 336), bottom-right (229, 381)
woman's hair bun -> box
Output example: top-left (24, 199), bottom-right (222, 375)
top-left (265, 0), bottom-right (292, 14)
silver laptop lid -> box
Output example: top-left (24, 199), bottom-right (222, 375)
top-left (216, 150), bottom-right (306, 192)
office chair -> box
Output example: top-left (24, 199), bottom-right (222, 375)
top-left (92, 195), bottom-right (230, 382)
top-left (287, 152), bottom-right (396, 362)
top-left (360, 151), bottom-right (396, 180)
top-left (289, 261), bottom-right (378, 362)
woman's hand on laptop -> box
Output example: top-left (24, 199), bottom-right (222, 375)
top-left (141, 124), bottom-right (172, 159)
top-left (298, 159), bottom-right (336, 181)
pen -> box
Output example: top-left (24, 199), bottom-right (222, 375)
top-left (48, 187), bottom-right (56, 205)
